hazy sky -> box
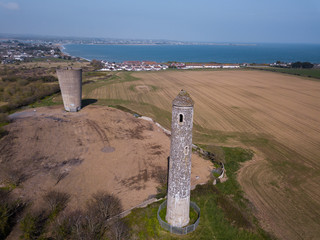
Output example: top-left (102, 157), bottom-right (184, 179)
top-left (0, 0), bottom-right (319, 43)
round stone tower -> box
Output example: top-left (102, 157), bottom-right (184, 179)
top-left (56, 68), bottom-right (82, 112)
top-left (166, 90), bottom-right (194, 227)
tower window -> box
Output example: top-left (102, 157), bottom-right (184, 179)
top-left (179, 114), bottom-right (183, 123)
top-left (184, 146), bottom-right (189, 155)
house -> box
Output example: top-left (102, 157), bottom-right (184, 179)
top-left (144, 66), bottom-right (152, 71)
top-left (183, 63), bottom-right (205, 69)
top-left (222, 64), bottom-right (240, 69)
top-left (142, 61), bottom-right (157, 66)
top-left (153, 65), bottom-right (162, 71)
top-left (204, 63), bottom-right (221, 68)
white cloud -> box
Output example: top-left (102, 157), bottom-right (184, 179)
top-left (0, 2), bottom-right (20, 10)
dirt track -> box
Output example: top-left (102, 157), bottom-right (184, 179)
top-left (0, 105), bottom-right (212, 212)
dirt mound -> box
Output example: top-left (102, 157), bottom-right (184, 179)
top-left (136, 85), bottom-right (151, 91)
top-left (0, 105), bottom-right (212, 211)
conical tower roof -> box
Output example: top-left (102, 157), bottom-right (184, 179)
top-left (172, 90), bottom-right (194, 107)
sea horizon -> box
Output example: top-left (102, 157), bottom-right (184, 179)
top-left (63, 43), bottom-right (320, 64)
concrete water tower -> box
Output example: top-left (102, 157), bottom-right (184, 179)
top-left (56, 68), bottom-right (82, 112)
top-left (166, 90), bottom-right (194, 227)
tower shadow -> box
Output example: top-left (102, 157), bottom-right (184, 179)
top-left (81, 99), bottom-right (97, 108)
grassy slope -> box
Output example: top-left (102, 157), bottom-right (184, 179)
top-left (125, 147), bottom-right (274, 240)
top-left (250, 67), bottom-right (320, 80)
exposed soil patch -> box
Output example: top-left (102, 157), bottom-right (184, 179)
top-left (101, 146), bottom-right (115, 153)
top-left (0, 105), bottom-right (212, 213)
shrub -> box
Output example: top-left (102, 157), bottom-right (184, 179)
top-left (0, 128), bottom-right (8, 139)
top-left (0, 113), bottom-right (9, 139)
top-left (152, 166), bottom-right (168, 199)
top-left (0, 190), bottom-right (11, 239)
top-left (107, 218), bottom-right (129, 240)
top-left (43, 190), bottom-right (70, 219)
top-left (90, 59), bottom-right (104, 70)
top-left (84, 191), bottom-right (123, 237)
top-left (291, 61), bottom-right (314, 69)
top-left (51, 191), bottom-right (125, 240)
top-left (20, 211), bottom-right (48, 240)
top-left (0, 189), bottom-right (25, 239)
top-left (41, 75), bottom-right (58, 82)
top-left (2, 168), bottom-right (26, 187)
top-left (26, 75), bottom-right (58, 83)
top-left (88, 191), bottom-right (122, 220)
top-left (0, 83), bottom-right (60, 113)
top-left (17, 79), bottom-right (29, 86)
top-left (51, 210), bottom-right (80, 240)
top-left (2, 77), bottom-right (18, 82)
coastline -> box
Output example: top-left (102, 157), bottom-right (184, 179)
top-left (61, 43), bottom-right (257, 46)
top-left (60, 43), bottom-right (320, 64)
top-left (59, 44), bottom-right (91, 62)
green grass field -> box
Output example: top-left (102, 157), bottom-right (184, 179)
top-left (125, 146), bottom-right (274, 240)
top-left (250, 67), bottom-right (320, 80)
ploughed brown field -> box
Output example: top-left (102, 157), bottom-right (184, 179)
top-left (85, 70), bottom-right (320, 240)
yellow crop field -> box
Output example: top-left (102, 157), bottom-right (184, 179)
top-left (83, 70), bottom-right (320, 240)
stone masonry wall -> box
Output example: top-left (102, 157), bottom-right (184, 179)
top-left (168, 106), bottom-right (193, 199)
top-left (166, 104), bottom-right (193, 227)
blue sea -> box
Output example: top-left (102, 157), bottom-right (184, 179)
top-left (63, 43), bottom-right (320, 64)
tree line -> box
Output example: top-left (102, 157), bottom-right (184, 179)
top-left (291, 61), bottom-right (314, 69)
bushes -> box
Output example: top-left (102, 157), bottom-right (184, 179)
top-left (88, 191), bottom-right (122, 221)
top-left (0, 190), bottom-right (12, 239)
top-left (0, 113), bottom-right (10, 139)
top-left (40, 75), bottom-right (58, 82)
top-left (0, 189), bottom-right (25, 239)
top-left (50, 191), bottom-right (128, 240)
top-left (18, 190), bottom-right (129, 240)
top-left (153, 167), bottom-right (168, 199)
top-left (2, 167), bottom-right (26, 187)
top-left (20, 190), bottom-right (71, 239)
top-left (0, 82), bottom-right (60, 113)
top-left (2, 76), bottom-right (18, 82)
top-left (20, 211), bottom-right (48, 240)
top-left (0, 202), bottom-right (11, 239)
top-left (90, 59), bottom-right (104, 70)
top-left (0, 113), bottom-right (9, 125)
top-left (44, 190), bottom-right (70, 219)
top-left (0, 70), bottom-right (60, 114)
top-left (291, 61), bottom-right (314, 69)
top-left (26, 75), bottom-right (58, 83)
top-left (0, 128), bottom-right (8, 139)
top-left (19, 190), bottom-right (70, 239)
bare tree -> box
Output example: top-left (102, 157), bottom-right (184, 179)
top-left (51, 209), bottom-right (86, 240)
top-left (88, 191), bottom-right (122, 220)
top-left (43, 190), bottom-right (70, 213)
top-left (51, 191), bottom-right (127, 240)
top-left (82, 191), bottom-right (123, 238)
top-left (108, 219), bottom-right (129, 240)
